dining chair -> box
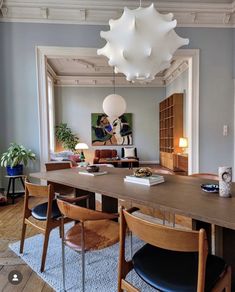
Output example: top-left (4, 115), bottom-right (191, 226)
top-left (118, 206), bottom-right (231, 292)
top-left (20, 181), bottom-right (89, 272)
top-left (57, 198), bottom-right (119, 292)
top-left (45, 162), bottom-right (75, 197)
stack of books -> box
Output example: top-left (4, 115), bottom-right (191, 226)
top-left (79, 171), bottom-right (107, 176)
top-left (124, 174), bottom-right (164, 186)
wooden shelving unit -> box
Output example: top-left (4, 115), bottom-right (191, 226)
top-left (159, 93), bottom-right (183, 170)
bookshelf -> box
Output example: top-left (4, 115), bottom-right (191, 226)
top-left (159, 93), bottom-right (183, 170)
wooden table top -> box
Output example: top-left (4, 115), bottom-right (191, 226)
top-left (30, 167), bottom-right (235, 230)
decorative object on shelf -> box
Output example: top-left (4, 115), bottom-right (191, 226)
top-left (97, 2), bottom-right (189, 82)
top-left (103, 67), bottom-right (126, 118)
top-left (91, 113), bottom-right (132, 146)
top-left (86, 165), bottom-right (100, 173)
top-left (75, 143), bottom-right (89, 162)
top-left (0, 143), bottom-right (36, 176)
top-left (55, 123), bottom-right (79, 152)
top-left (201, 184), bottom-right (219, 193)
top-left (133, 167), bottom-right (152, 178)
top-left (218, 166), bottom-right (232, 198)
top-left (179, 137), bottom-right (188, 154)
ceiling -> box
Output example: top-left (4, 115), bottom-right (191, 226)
top-left (47, 56), bottom-right (189, 87)
top-left (1, 0), bottom-right (235, 27)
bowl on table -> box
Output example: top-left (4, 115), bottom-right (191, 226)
top-left (201, 184), bottom-right (219, 193)
top-left (86, 165), bottom-right (100, 173)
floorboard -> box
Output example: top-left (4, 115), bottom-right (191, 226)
top-left (0, 197), bottom-right (54, 292)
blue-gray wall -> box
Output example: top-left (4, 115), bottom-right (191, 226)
top-left (54, 86), bottom-right (165, 162)
top-left (0, 23), bottom-right (234, 186)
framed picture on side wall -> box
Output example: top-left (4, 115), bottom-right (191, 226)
top-left (91, 113), bottom-right (133, 146)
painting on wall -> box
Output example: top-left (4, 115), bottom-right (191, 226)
top-left (91, 113), bottom-right (133, 146)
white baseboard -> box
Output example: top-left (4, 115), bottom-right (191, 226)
top-left (139, 160), bottom-right (160, 165)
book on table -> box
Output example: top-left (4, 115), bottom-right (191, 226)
top-left (79, 171), bottom-right (108, 176)
top-left (124, 174), bottom-right (164, 186)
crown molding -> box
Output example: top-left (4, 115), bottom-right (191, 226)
top-left (53, 75), bottom-right (165, 88)
top-left (0, 0), bottom-right (235, 27)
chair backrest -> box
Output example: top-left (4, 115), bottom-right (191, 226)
top-left (57, 199), bottom-right (117, 222)
top-left (190, 173), bottom-right (218, 180)
top-left (45, 161), bottom-right (72, 171)
top-left (121, 147), bottom-right (137, 158)
top-left (25, 181), bottom-right (53, 198)
top-left (123, 208), bottom-right (204, 252)
top-left (95, 149), bottom-right (117, 159)
top-left (121, 207), bottom-right (208, 292)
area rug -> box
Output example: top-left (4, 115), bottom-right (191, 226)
top-left (9, 225), bottom-right (156, 292)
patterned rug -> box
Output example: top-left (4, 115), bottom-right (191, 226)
top-left (9, 224), bottom-right (156, 292)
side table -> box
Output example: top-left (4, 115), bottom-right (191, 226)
top-left (5, 175), bottom-right (26, 204)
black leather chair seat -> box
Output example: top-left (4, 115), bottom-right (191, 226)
top-left (132, 244), bottom-right (226, 292)
top-left (31, 200), bottom-right (61, 221)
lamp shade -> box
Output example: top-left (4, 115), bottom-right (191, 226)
top-left (75, 143), bottom-right (89, 150)
top-left (179, 137), bottom-right (188, 148)
top-left (98, 3), bottom-right (189, 82)
top-left (103, 94), bottom-right (127, 118)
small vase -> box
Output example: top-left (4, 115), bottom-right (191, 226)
top-left (218, 166), bottom-right (232, 198)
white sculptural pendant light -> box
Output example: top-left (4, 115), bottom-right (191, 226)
top-left (97, 2), bottom-right (189, 82)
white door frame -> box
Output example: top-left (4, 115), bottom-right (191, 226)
top-left (36, 46), bottom-right (199, 173)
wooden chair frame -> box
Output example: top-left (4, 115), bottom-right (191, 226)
top-left (45, 161), bottom-right (75, 196)
top-left (57, 199), bottom-right (119, 292)
top-left (118, 206), bottom-right (231, 292)
top-left (19, 181), bottom-right (88, 272)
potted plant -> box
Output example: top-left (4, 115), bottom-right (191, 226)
top-left (55, 123), bottom-right (79, 152)
top-left (0, 143), bottom-right (36, 176)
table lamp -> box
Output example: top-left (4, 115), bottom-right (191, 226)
top-left (75, 143), bottom-right (89, 161)
top-left (179, 137), bottom-right (188, 154)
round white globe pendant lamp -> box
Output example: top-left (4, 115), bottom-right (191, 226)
top-left (103, 94), bottom-right (126, 118)
top-left (102, 68), bottom-right (126, 118)
top-left (97, 2), bottom-right (189, 82)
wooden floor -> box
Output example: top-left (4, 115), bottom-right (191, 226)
top-left (0, 164), bottom-right (177, 292)
top-left (0, 196), bottom-right (54, 292)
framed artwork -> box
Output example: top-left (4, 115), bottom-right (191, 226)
top-left (91, 113), bottom-right (133, 146)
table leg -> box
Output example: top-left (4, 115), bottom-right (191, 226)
top-left (12, 178), bottom-right (15, 204)
top-left (101, 195), bottom-right (118, 214)
top-left (214, 226), bottom-right (235, 289)
top-left (75, 188), bottom-right (95, 210)
top-left (6, 178), bottom-right (12, 202)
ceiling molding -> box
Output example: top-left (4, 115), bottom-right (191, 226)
top-left (53, 75), bottom-right (165, 88)
top-left (47, 58), bottom-right (188, 88)
top-left (0, 0), bottom-right (235, 27)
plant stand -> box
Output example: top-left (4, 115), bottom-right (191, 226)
top-left (5, 175), bottom-right (26, 204)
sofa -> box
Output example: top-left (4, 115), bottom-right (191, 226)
top-left (93, 149), bottom-right (118, 165)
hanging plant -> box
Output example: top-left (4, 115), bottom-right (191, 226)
top-left (55, 123), bottom-right (79, 152)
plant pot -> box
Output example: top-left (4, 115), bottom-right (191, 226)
top-left (6, 164), bottom-right (23, 176)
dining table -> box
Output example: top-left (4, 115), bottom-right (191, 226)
top-left (30, 166), bottom-right (235, 287)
